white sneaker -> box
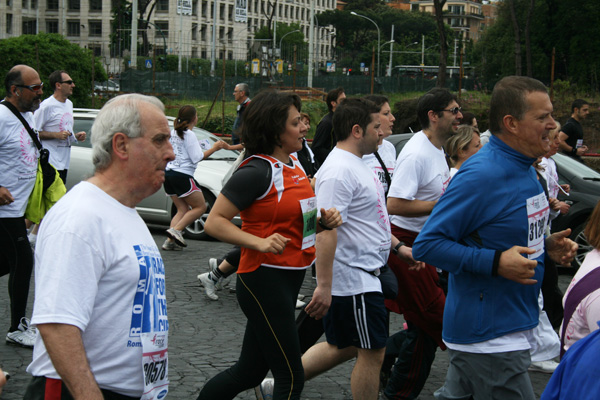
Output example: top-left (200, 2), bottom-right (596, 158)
top-left (198, 272), bottom-right (219, 301)
top-left (254, 378), bottom-right (274, 400)
top-left (161, 239), bottom-right (182, 251)
top-left (166, 228), bottom-right (187, 247)
top-left (529, 360), bottom-right (558, 374)
top-left (297, 294), bottom-right (305, 301)
top-left (6, 317), bottom-right (36, 348)
top-left (295, 299), bottom-right (306, 309)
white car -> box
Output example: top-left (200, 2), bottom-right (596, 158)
top-left (94, 79), bottom-right (120, 92)
top-left (69, 108), bottom-right (240, 240)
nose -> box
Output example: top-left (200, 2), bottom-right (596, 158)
top-left (165, 141), bottom-right (175, 162)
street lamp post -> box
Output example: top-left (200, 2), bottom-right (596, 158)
top-left (351, 11), bottom-right (380, 79)
top-left (279, 29), bottom-right (301, 54)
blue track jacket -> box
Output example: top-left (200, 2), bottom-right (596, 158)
top-left (413, 134), bottom-right (545, 344)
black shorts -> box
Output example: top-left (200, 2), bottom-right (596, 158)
top-left (323, 292), bottom-right (387, 350)
top-left (164, 170), bottom-right (201, 198)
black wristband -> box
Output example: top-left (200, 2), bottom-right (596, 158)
top-left (392, 241), bottom-right (405, 255)
top-left (571, 147), bottom-right (578, 156)
top-left (318, 219), bottom-right (332, 231)
top-left (492, 250), bottom-right (502, 277)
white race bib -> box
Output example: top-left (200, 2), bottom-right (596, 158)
top-left (299, 197), bottom-right (317, 250)
top-left (526, 193), bottom-right (549, 259)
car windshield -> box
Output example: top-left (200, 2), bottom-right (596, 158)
top-left (189, 126), bottom-right (239, 161)
top-left (553, 153), bottom-right (600, 181)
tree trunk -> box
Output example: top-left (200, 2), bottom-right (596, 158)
top-left (508, 0), bottom-right (522, 76)
top-left (524, 0), bottom-right (535, 77)
top-left (433, 0), bottom-right (447, 88)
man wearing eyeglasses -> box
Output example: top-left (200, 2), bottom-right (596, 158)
top-left (381, 88), bottom-right (461, 400)
top-left (35, 70), bottom-right (86, 184)
top-left (0, 64), bottom-right (44, 349)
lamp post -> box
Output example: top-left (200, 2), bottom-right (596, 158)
top-left (279, 29), bottom-right (300, 53)
top-left (234, 28), bottom-right (252, 76)
top-left (351, 11), bottom-right (380, 79)
top-left (308, 0), bottom-right (315, 87)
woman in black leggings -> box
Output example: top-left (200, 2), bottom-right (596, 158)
top-left (197, 91), bottom-right (341, 400)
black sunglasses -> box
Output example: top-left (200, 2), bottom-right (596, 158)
top-left (60, 80), bottom-right (74, 85)
top-left (438, 107), bottom-right (462, 115)
top-left (15, 83), bottom-right (44, 91)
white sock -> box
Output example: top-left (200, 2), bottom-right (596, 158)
top-left (28, 233), bottom-right (37, 244)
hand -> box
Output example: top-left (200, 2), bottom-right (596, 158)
top-left (310, 177), bottom-right (316, 191)
top-left (576, 146), bottom-right (588, 156)
top-left (257, 233), bottom-right (291, 254)
top-left (212, 140), bottom-right (228, 150)
top-left (0, 187), bottom-right (14, 206)
top-left (0, 367), bottom-right (6, 394)
top-left (57, 130), bottom-right (71, 140)
top-left (395, 245), bottom-right (426, 271)
top-left (497, 246), bottom-right (538, 285)
top-left (319, 208), bottom-right (342, 230)
top-left (304, 285), bottom-right (331, 320)
top-left (546, 229), bottom-right (578, 266)
top-left (75, 131), bottom-right (86, 141)
top-left (549, 198), bottom-right (561, 212)
top-left (558, 201), bottom-right (570, 214)
top-left (560, 184), bottom-right (570, 194)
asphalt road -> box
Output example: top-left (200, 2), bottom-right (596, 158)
top-left (0, 227), bottom-right (570, 399)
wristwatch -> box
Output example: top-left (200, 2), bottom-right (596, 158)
top-left (392, 241), bottom-right (405, 255)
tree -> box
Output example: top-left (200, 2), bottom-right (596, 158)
top-left (433, 0), bottom-right (448, 87)
top-left (0, 33), bottom-right (106, 107)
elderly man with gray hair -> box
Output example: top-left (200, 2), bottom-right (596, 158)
top-left (24, 94), bottom-right (175, 400)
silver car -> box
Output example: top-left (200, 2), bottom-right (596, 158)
top-left (68, 108), bottom-right (240, 240)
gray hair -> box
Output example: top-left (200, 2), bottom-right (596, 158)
top-left (91, 94), bottom-right (165, 171)
top-left (236, 82), bottom-right (250, 97)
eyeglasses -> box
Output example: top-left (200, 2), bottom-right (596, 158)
top-left (438, 107), bottom-right (462, 115)
top-left (15, 82), bottom-right (44, 91)
top-left (60, 80), bottom-right (74, 85)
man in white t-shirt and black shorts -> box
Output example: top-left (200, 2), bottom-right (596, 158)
top-left (301, 98), bottom-right (420, 400)
top-left (25, 94), bottom-right (175, 400)
top-left (382, 88), bottom-right (460, 400)
top-left (35, 69), bottom-right (86, 184)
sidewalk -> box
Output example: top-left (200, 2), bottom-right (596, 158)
top-left (0, 230), bottom-right (557, 399)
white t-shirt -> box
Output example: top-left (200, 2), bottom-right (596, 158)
top-left (363, 139), bottom-right (396, 193)
top-left (34, 96), bottom-right (78, 170)
top-left (561, 249), bottom-right (600, 352)
top-left (388, 131), bottom-right (450, 232)
top-left (316, 147), bottom-right (391, 296)
top-left (0, 105), bottom-right (39, 218)
top-left (166, 129), bottom-right (204, 176)
top-left (28, 181), bottom-right (169, 398)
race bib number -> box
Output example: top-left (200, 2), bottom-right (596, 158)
top-left (526, 193), bottom-right (549, 259)
top-left (141, 333), bottom-right (169, 400)
top-left (576, 139), bottom-right (583, 148)
top-left (299, 197), bottom-right (317, 250)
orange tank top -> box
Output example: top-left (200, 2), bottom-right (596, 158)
top-left (238, 154), bottom-right (317, 274)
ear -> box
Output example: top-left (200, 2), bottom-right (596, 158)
top-left (502, 114), bottom-right (519, 136)
top-left (111, 132), bottom-right (130, 161)
top-left (350, 124), bottom-right (362, 139)
top-left (427, 110), bottom-right (439, 124)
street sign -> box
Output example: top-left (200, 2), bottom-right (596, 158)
top-left (177, 0), bottom-right (192, 15)
top-left (145, 59), bottom-right (153, 69)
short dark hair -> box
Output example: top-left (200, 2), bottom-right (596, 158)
top-left (333, 98), bottom-right (379, 142)
top-left (572, 99), bottom-right (589, 113)
top-left (489, 76), bottom-right (548, 135)
top-left (174, 105), bottom-right (197, 139)
top-left (417, 88), bottom-right (458, 129)
top-left (326, 87), bottom-right (345, 113)
top-left (49, 70), bottom-right (67, 92)
top-left (236, 82), bottom-right (250, 97)
top-left (363, 95), bottom-right (389, 110)
top-left (4, 68), bottom-right (23, 98)
top-left (241, 90), bottom-right (302, 156)
top-left (460, 111), bottom-right (476, 126)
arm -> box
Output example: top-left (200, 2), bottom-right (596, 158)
top-left (205, 194), bottom-right (290, 254)
top-left (317, 207), bottom-right (342, 233)
top-left (304, 229), bottom-right (336, 320)
top-left (546, 229), bottom-right (578, 266)
top-left (37, 324), bottom-right (103, 400)
top-left (559, 131), bottom-right (588, 156)
top-left (391, 235), bottom-right (425, 270)
top-left (387, 197), bottom-right (436, 217)
top-left (0, 186), bottom-right (14, 205)
top-left (74, 131), bottom-right (86, 142)
top-left (202, 140), bottom-right (228, 159)
top-left (225, 143), bottom-right (244, 151)
top-left (39, 130), bottom-right (71, 140)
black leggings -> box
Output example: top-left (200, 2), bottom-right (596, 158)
top-left (197, 267), bottom-right (306, 400)
top-left (0, 217), bottom-right (34, 331)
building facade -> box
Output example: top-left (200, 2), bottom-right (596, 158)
top-left (0, 0), bottom-right (336, 74)
top-left (409, 0), bottom-right (485, 42)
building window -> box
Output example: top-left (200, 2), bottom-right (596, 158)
top-left (22, 0), bottom-right (28, 9)
top-left (192, 0), bottom-right (198, 15)
top-left (46, 19), bottom-right (58, 33)
top-left (228, 5), bottom-right (233, 21)
top-left (89, 43), bottom-right (102, 57)
top-left (6, 0), bottom-right (12, 6)
top-left (192, 47), bottom-right (198, 58)
top-left (90, 0), bottom-right (102, 11)
top-left (227, 27), bottom-right (233, 42)
top-left (6, 14), bottom-right (12, 34)
top-left (228, 51), bottom-right (232, 60)
top-left (201, 49), bottom-right (207, 59)
top-left (47, 0), bottom-right (57, 10)
top-left (200, 24), bottom-right (206, 40)
top-left (67, 20), bottom-right (80, 36)
top-left (155, 21), bottom-right (168, 38)
top-left (22, 19), bottom-right (36, 34)
top-left (156, 0), bottom-right (168, 13)
top-left (68, 0), bottom-right (80, 10)
top-left (219, 26), bottom-right (224, 40)
top-left (89, 20), bottom-right (102, 36)
top-left (219, 4), bottom-right (225, 21)
top-left (192, 23), bottom-right (197, 40)
top-left (201, 0), bottom-right (207, 17)
top-left (31, 0), bottom-right (36, 7)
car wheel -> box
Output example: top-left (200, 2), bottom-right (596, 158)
top-left (571, 221), bottom-right (593, 271)
top-left (171, 188), bottom-right (216, 241)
